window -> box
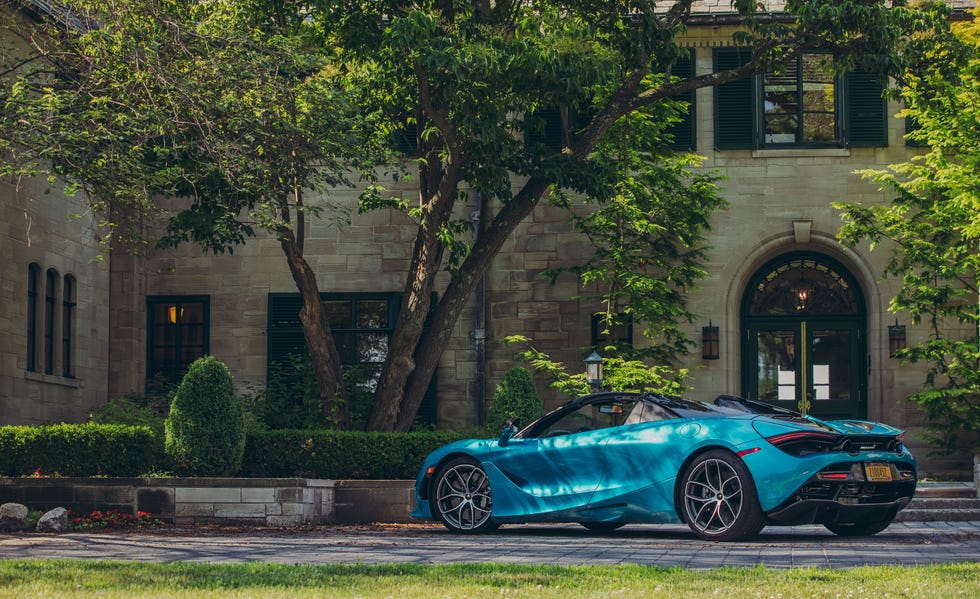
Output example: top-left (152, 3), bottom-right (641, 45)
top-left (26, 263), bottom-right (39, 372)
top-left (267, 292), bottom-right (437, 425)
top-left (62, 275), bottom-right (75, 378)
top-left (591, 313), bottom-right (633, 351)
top-left (528, 50), bottom-right (696, 153)
top-left (44, 268), bottom-right (57, 374)
top-left (714, 47), bottom-right (887, 149)
top-left (763, 54), bottom-right (838, 146)
top-left (147, 296), bottom-right (209, 385)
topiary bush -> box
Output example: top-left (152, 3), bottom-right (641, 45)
top-left (164, 356), bottom-right (246, 476)
top-left (485, 366), bottom-right (543, 435)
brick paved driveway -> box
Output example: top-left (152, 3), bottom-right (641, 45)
top-left (3, 521), bottom-right (980, 569)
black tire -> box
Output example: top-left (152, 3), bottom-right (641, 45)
top-left (680, 449), bottom-right (766, 541)
top-left (432, 457), bottom-right (498, 533)
top-left (824, 516), bottom-right (895, 537)
top-left (580, 522), bottom-right (625, 533)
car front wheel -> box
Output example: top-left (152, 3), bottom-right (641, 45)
top-left (432, 457), bottom-right (497, 533)
top-left (680, 450), bottom-right (766, 541)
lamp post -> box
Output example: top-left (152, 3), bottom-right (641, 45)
top-left (585, 351), bottom-right (604, 393)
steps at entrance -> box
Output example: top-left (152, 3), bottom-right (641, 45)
top-left (896, 483), bottom-right (980, 522)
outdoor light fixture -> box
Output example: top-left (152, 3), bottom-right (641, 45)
top-left (585, 351), bottom-right (604, 392)
top-left (888, 319), bottom-right (907, 358)
top-left (702, 320), bottom-right (720, 360)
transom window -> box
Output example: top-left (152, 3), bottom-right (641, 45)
top-left (748, 257), bottom-right (860, 316)
top-left (762, 54), bottom-right (839, 146)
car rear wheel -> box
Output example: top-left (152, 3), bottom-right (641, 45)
top-left (432, 457), bottom-right (497, 533)
top-left (824, 516), bottom-right (895, 537)
top-left (680, 450), bottom-right (766, 541)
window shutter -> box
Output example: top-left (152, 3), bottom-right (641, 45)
top-left (713, 47), bottom-right (755, 150)
top-left (267, 293), bottom-right (307, 372)
top-left (845, 69), bottom-right (887, 147)
top-left (667, 49), bottom-right (696, 152)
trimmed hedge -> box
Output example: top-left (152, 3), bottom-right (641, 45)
top-left (0, 423), bottom-right (155, 477)
top-left (0, 424), bottom-right (470, 479)
top-left (241, 429), bottom-right (469, 479)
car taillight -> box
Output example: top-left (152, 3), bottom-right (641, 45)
top-left (766, 430), bottom-right (839, 456)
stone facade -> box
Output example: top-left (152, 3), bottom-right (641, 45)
top-left (2, 2), bottom-right (977, 474)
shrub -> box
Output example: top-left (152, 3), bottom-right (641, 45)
top-left (485, 367), bottom-right (543, 435)
top-left (0, 423), bottom-right (155, 476)
top-left (164, 356), bottom-right (246, 476)
top-left (241, 429), bottom-right (466, 479)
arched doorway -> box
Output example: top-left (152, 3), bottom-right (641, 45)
top-left (740, 253), bottom-right (866, 419)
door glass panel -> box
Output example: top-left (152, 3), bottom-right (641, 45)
top-left (757, 330), bottom-right (797, 404)
top-left (811, 329), bottom-right (853, 403)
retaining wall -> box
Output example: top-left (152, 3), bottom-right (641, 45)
top-left (0, 478), bottom-right (415, 525)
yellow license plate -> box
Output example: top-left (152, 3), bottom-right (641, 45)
top-left (865, 463), bottom-right (893, 482)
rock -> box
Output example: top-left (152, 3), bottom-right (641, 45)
top-left (0, 502), bottom-right (29, 532)
top-left (37, 507), bottom-right (69, 533)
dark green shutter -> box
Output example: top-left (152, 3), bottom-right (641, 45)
top-left (267, 293), bottom-right (307, 372)
top-left (667, 49), bottom-right (696, 152)
top-left (845, 69), bottom-right (888, 147)
top-left (713, 47), bottom-right (755, 150)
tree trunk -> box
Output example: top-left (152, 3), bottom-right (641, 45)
top-left (277, 226), bottom-right (348, 429)
top-left (393, 177), bottom-right (552, 431)
top-left (368, 158), bottom-right (461, 431)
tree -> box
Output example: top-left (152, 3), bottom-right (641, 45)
top-left (331, 0), bottom-right (948, 431)
top-left (1, 1), bottom-right (948, 431)
top-left (835, 14), bottom-right (980, 455)
top-left (1, 0), bottom-right (360, 425)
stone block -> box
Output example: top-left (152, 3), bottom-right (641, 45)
top-left (242, 488), bottom-right (275, 504)
top-left (176, 487), bottom-right (241, 503)
top-left (213, 503), bottom-right (266, 519)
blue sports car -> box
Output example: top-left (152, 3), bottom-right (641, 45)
top-left (411, 392), bottom-right (916, 541)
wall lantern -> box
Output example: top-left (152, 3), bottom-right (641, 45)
top-left (888, 319), bottom-right (907, 358)
top-left (702, 320), bottom-right (720, 360)
top-left (585, 351), bottom-right (604, 392)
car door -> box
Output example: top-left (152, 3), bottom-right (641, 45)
top-left (487, 398), bottom-right (629, 519)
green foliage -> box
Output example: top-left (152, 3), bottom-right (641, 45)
top-left (164, 356), bottom-right (246, 476)
top-left (0, 424), bottom-right (155, 477)
top-left (485, 367), bottom-right (543, 435)
top-left (261, 353), bottom-right (328, 430)
top-left (505, 336), bottom-right (688, 400)
top-left (241, 430), bottom-right (466, 479)
top-left (258, 354), bottom-right (378, 431)
top-left (834, 15), bottom-right (980, 456)
top-left (89, 392), bottom-right (171, 472)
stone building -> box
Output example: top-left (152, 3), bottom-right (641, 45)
top-left (2, 1), bottom-right (976, 473)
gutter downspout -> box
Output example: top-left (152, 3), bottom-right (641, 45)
top-left (470, 193), bottom-right (488, 427)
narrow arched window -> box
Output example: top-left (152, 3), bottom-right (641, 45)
top-left (62, 274), bottom-right (76, 378)
top-left (44, 268), bottom-right (58, 375)
top-left (27, 263), bottom-right (40, 372)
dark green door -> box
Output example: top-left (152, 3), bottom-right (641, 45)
top-left (744, 319), bottom-right (863, 419)
top-left (741, 254), bottom-right (866, 419)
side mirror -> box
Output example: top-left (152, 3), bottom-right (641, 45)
top-left (498, 420), bottom-right (518, 447)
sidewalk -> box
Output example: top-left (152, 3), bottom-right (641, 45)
top-left (3, 521), bottom-right (979, 569)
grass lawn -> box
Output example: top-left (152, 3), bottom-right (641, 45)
top-left (0, 560), bottom-right (976, 598)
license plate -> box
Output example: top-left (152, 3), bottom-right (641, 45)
top-left (865, 463), bottom-right (893, 482)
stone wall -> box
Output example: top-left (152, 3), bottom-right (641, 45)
top-left (0, 477), bottom-right (403, 526)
